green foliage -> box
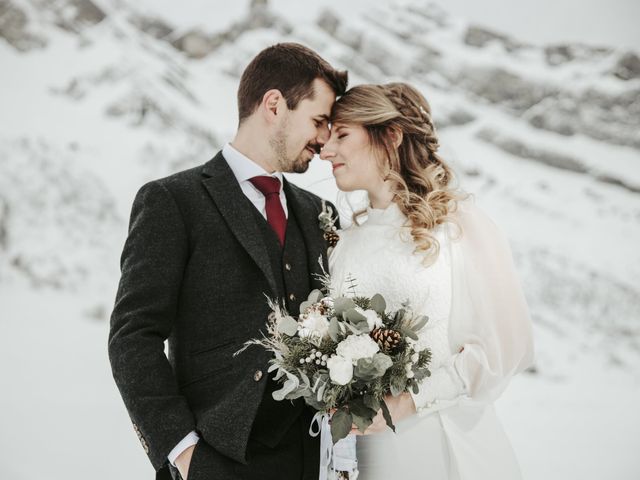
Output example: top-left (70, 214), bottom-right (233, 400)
top-left (370, 293), bottom-right (386, 314)
top-left (331, 407), bottom-right (353, 443)
top-left (354, 353), bottom-right (393, 381)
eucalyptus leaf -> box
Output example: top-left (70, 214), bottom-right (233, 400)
top-left (307, 289), bottom-right (323, 304)
top-left (277, 316), bottom-right (299, 336)
top-left (400, 326), bottom-right (419, 341)
top-left (344, 321), bottom-right (362, 335)
top-left (330, 408), bottom-right (353, 444)
top-left (328, 317), bottom-right (340, 342)
top-left (344, 307), bottom-right (366, 324)
top-left (380, 398), bottom-right (396, 433)
top-left (352, 413), bottom-right (373, 433)
top-left (272, 372), bottom-right (300, 401)
top-left (349, 397), bottom-right (377, 419)
top-left (363, 393), bottom-right (380, 412)
top-left (354, 353), bottom-right (393, 381)
top-left (370, 293), bottom-right (386, 314)
top-left (412, 314), bottom-right (429, 332)
top-left (334, 297), bottom-right (356, 316)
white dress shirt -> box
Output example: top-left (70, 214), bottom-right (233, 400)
top-left (167, 143), bottom-right (287, 466)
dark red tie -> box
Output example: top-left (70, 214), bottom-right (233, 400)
top-left (249, 176), bottom-right (287, 246)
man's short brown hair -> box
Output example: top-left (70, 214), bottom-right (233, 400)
top-left (237, 42), bottom-right (348, 123)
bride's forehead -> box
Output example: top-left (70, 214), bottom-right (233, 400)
top-left (329, 122), bottom-right (350, 131)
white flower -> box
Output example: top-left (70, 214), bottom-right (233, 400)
top-left (298, 310), bottom-right (330, 339)
top-left (355, 307), bottom-right (383, 331)
top-left (326, 355), bottom-right (354, 385)
top-left (336, 334), bottom-right (380, 363)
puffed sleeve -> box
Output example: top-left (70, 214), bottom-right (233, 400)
top-left (448, 200), bottom-right (534, 405)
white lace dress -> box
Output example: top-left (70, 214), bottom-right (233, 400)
top-left (328, 201), bottom-right (534, 480)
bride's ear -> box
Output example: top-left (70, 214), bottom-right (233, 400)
top-left (387, 127), bottom-right (403, 149)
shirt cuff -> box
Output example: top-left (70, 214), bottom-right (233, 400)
top-left (167, 431), bottom-right (200, 466)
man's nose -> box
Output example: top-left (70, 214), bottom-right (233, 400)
top-left (316, 124), bottom-right (331, 145)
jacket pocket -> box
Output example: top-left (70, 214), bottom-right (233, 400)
top-left (182, 339), bottom-right (242, 387)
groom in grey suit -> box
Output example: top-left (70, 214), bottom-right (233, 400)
top-left (108, 43), bottom-right (347, 480)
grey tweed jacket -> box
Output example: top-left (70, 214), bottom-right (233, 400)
top-left (108, 151), bottom-right (334, 473)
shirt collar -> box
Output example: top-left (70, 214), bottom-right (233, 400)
top-left (222, 143), bottom-right (284, 186)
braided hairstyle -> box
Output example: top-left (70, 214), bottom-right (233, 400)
top-left (331, 82), bottom-right (463, 263)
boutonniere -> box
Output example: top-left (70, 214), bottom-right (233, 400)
top-left (318, 200), bottom-right (340, 255)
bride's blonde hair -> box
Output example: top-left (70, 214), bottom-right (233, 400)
top-left (331, 82), bottom-right (463, 263)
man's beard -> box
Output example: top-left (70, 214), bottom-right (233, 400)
top-left (270, 127), bottom-right (312, 174)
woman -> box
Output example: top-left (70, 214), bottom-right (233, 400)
top-left (319, 83), bottom-right (534, 479)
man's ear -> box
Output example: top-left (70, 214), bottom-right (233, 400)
top-left (387, 127), bottom-right (403, 149)
top-left (262, 89), bottom-right (284, 122)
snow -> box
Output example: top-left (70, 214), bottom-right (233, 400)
top-left (1, 0), bottom-right (639, 478)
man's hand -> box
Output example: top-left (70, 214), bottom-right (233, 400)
top-left (352, 392), bottom-right (417, 435)
top-left (175, 444), bottom-right (196, 480)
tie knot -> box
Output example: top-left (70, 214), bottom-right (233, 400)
top-left (249, 176), bottom-right (281, 196)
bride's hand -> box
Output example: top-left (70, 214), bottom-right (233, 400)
top-left (351, 392), bottom-right (416, 435)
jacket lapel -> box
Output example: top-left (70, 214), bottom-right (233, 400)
top-left (283, 179), bottom-right (328, 291)
top-left (201, 152), bottom-right (278, 296)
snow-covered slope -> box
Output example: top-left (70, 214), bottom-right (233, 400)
top-left (1, 0), bottom-right (639, 478)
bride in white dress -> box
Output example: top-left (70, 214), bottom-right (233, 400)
top-left (319, 83), bottom-right (534, 480)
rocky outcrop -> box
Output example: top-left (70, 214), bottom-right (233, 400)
top-left (171, 4), bottom-right (291, 58)
top-left (613, 52), bottom-right (640, 81)
top-left (129, 14), bottom-right (173, 40)
top-left (464, 25), bottom-right (525, 52)
top-left (544, 43), bottom-right (611, 66)
top-left (31, 0), bottom-right (105, 33)
top-left (476, 127), bottom-right (589, 173)
top-left (0, 0), bottom-right (46, 51)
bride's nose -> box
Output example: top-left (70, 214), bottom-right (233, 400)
top-left (319, 146), bottom-right (335, 161)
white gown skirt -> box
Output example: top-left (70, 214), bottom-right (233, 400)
top-left (355, 405), bottom-right (522, 480)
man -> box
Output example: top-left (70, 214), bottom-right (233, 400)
top-left (108, 43), bottom-right (348, 480)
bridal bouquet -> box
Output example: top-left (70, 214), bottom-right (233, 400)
top-left (238, 278), bottom-right (432, 479)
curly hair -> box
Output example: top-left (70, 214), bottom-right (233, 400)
top-left (331, 82), bottom-right (464, 263)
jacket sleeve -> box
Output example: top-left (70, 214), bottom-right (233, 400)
top-left (108, 180), bottom-right (196, 471)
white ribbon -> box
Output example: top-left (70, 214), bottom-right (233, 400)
top-left (310, 412), bottom-right (359, 480)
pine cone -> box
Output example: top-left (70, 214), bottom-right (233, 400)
top-left (370, 328), bottom-right (401, 353)
top-left (324, 230), bottom-right (340, 247)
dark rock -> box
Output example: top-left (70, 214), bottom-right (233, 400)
top-left (316, 9), bottom-right (340, 36)
top-left (171, 29), bottom-right (214, 59)
top-left (458, 67), bottom-right (558, 113)
top-left (613, 52), bottom-right (640, 81)
top-left (129, 14), bottom-right (173, 40)
top-left (0, 0), bottom-right (46, 51)
top-left (544, 43), bottom-right (611, 66)
top-left (464, 25), bottom-right (523, 52)
top-left (476, 127), bottom-right (589, 173)
top-left (50, 0), bottom-right (106, 33)
top-left (434, 107), bottom-right (475, 129)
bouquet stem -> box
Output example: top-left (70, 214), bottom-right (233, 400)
top-left (311, 413), bottom-right (359, 480)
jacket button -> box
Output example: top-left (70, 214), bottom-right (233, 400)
top-left (285, 263), bottom-right (292, 271)
top-left (253, 370), bottom-right (263, 381)
top-left (289, 293), bottom-right (296, 301)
